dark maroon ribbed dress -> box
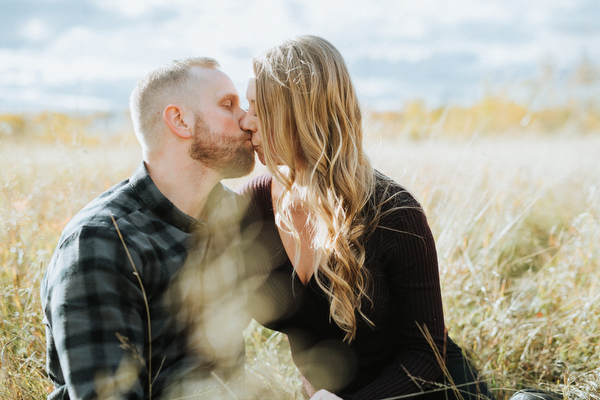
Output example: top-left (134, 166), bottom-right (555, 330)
top-left (239, 174), bottom-right (464, 399)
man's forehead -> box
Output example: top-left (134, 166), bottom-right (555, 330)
top-left (189, 67), bottom-right (238, 101)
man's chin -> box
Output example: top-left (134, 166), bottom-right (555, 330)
top-left (220, 152), bottom-right (256, 179)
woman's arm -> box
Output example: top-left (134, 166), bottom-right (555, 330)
top-left (342, 198), bottom-right (446, 400)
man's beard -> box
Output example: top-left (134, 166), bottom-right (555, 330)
top-left (189, 113), bottom-right (255, 179)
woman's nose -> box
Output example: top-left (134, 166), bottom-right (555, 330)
top-left (251, 129), bottom-right (262, 147)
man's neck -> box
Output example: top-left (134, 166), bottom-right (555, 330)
top-left (145, 158), bottom-right (221, 221)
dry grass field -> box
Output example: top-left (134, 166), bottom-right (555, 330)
top-left (1, 100), bottom-right (599, 399)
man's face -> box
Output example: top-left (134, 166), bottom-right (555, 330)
top-left (240, 79), bottom-right (265, 165)
top-left (188, 68), bottom-right (255, 179)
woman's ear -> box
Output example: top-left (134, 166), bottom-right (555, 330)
top-left (163, 104), bottom-right (193, 139)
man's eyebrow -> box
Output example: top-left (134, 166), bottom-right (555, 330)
top-left (219, 93), bottom-right (239, 103)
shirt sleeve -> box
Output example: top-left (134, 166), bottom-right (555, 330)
top-left (342, 201), bottom-right (447, 400)
top-left (43, 225), bottom-right (148, 399)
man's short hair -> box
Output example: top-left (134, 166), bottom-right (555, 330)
top-left (129, 57), bottom-right (220, 151)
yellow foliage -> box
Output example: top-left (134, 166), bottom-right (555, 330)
top-left (0, 112), bottom-right (112, 146)
top-left (369, 93), bottom-right (600, 140)
top-left (0, 113), bottom-right (27, 136)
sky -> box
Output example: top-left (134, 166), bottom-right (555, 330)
top-left (1, 0), bottom-right (599, 113)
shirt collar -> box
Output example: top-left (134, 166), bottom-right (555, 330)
top-left (129, 162), bottom-right (228, 233)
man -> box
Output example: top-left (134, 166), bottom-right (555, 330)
top-left (41, 57), bottom-right (255, 399)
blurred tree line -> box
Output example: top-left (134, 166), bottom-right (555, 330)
top-left (1, 59), bottom-right (599, 143)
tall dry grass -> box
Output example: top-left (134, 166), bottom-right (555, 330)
top-left (0, 141), bottom-right (141, 399)
top-left (363, 134), bottom-right (600, 399)
top-left (1, 103), bottom-right (599, 398)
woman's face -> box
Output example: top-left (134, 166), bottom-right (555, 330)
top-left (240, 78), bottom-right (265, 165)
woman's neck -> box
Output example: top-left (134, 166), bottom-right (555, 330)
top-left (271, 176), bottom-right (316, 285)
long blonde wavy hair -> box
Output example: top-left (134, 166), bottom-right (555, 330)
top-left (253, 35), bottom-right (382, 342)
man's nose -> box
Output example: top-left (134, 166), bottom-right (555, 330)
top-left (240, 114), bottom-right (256, 133)
top-left (235, 107), bottom-right (247, 123)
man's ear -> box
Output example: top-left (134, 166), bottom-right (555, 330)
top-left (163, 104), bottom-right (192, 139)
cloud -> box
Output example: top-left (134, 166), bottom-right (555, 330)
top-left (458, 21), bottom-right (535, 45)
top-left (352, 52), bottom-right (481, 81)
top-left (550, 0), bottom-right (600, 34)
top-left (351, 52), bottom-right (488, 108)
top-left (0, 0), bottom-right (598, 112)
top-left (0, 86), bottom-right (116, 112)
top-left (0, 0), bottom-right (131, 48)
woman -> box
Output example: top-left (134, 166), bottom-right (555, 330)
top-left (239, 35), bottom-right (494, 400)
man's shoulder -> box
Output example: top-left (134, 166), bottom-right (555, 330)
top-left (219, 182), bottom-right (241, 203)
top-left (60, 178), bottom-right (139, 241)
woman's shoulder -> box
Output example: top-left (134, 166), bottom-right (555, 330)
top-left (237, 173), bottom-right (273, 220)
top-left (372, 171), bottom-right (422, 211)
top-left (366, 172), bottom-right (432, 239)
top-left (238, 173), bottom-right (272, 197)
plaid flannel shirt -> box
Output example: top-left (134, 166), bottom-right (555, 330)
top-left (41, 162), bottom-right (247, 400)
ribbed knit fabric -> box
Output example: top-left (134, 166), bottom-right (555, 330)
top-left (239, 173), bottom-right (448, 399)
